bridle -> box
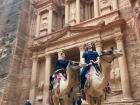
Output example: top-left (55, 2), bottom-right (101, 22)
top-left (100, 52), bottom-right (115, 63)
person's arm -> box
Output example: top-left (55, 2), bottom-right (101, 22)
top-left (94, 52), bottom-right (100, 63)
top-left (90, 51), bottom-right (99, 64)
top-left (94, 56), bottom-right (100, 63)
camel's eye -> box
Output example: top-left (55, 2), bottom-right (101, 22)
top-left (108, 51), bottom-right (113, 54)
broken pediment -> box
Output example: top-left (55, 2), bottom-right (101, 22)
top-left (47, 25), bottom-right (103, 44)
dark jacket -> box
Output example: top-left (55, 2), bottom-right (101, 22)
top-left (24, 101), bottom-right (31, 105)
top-left (55, 59), bottom-right (69, 70)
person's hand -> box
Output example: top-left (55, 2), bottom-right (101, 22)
top-left (94, 60), bottom-right (99, 64)
top-left (90, 60), bottom-right (94, 63)
top-left (87, 63), bottom-right (92, 66)
top-left (79, 63), bottom-right (87, 67)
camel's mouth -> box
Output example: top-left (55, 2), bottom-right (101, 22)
top-left (68, 61), bottom-right (80, 70)
top-left (101, 49), bottom-right (123, 57)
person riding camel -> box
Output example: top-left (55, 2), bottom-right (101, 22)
top-left (80, 42), bottom-right (101, 100)
top-left (54, 50), bottom-right (69, 81)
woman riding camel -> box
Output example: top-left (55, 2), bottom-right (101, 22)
top-left (80, 42), bottom-right (101, 100)
top-left (50, 50), bottom-right (69, 89)
top-left (54, 50), bottom-right (69, 81)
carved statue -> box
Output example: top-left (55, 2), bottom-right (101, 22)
top-left (36, 81), bottom-right (44, 101)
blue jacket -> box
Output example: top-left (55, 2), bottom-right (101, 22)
top-left (83, 50), bottom-right (99, 64)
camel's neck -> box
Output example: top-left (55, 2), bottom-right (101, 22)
top-left (100, 59), bottom-right (111, 85)
top-left (59, 66), bottom-right (76, 90)
top-left (66, 69), bottom-right (75, 86)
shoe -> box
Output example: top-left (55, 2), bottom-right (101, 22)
top-left (82, 99), bottom-right (88, 104)
top-left (81, 89), bottom-right (86, 100)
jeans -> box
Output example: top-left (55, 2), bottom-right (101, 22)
top-left (80, 66), bottom-right (90, 89)
top-left (80, 63), bottom-right (101, 89)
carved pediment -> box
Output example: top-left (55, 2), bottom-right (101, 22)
top-left (48, 25), bottom-right (103, 44)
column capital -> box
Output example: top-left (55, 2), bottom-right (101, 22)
top-left (47, 3), bottom-right (56, 11)
top-left (95, 40), bottom-right (102, 47)
top-left (32, 56), bottom-right (38, 61)
top-left (65, 0), bottom-right (70, 4)
top-left (78, 45), bottom-right (85, 51)
top-left (45, 53), bottom-right (51, 58)
top-left (115, 35), bottom-right (123, 42)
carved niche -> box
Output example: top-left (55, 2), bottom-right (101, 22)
top-left (39, 11), bottom-right (49, 36)
top-left (99, 0), bottom-right (112, 15)
top-left (69, 1), bottom-right (76, 25)
top-left (52, 12), bottom-right (58, 32)
top-left (35, 59), bottom-right (45, 102)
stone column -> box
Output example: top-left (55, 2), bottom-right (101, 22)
top-left (93, 0), bottom-right (100, 17)
top-left (29, 57), bottom-right (38, 104)
top-left (78, 45), bottom-right (85, 63)
top-left (43, 54), bottom-right (52, 105)
top-left (112, 0), bottom-right (118, 10)
top-left (115, 35), bottom-right (132, 100)
top-left (35, 13), bottom-right (41, 37)
top-left (76, 0), bottom-right (80, 23)
top-left (48, 7), bottom-right (53, 33)
top-left (85, 4), bottom-right (89, 20)
top-left (95, 40), bottom-right (102, 53)
top-left (88, 3), bottom-right (91, 19)
top-left (65, 1), bottom-right (69, 25)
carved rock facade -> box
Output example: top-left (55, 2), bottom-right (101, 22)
top-left (0, 0), bottom-right (140, 105)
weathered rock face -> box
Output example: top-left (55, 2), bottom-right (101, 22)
top-left (0, 0), bottom-right (140, 105)
top-left (0, 0), bottom-right (22, 101)
top-left (119, 0), bottom-right (140, 100)
top-left (0, 0), bottom-right (32, 104)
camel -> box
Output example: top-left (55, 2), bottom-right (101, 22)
top-left (52, 61), bottom-right (80, 105)
top-left (84, 49), bottom-right (123, 105)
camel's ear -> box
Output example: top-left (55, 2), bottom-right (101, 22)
top-left (111, 47), bottom-right (114, 51)
top-left (69, 60), bottom-right (72, 65)
top-left (101, 51), bottom-right (105, 56)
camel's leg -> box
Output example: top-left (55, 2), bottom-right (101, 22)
top-left (63, 95), bottom-right (73, 105)
top-left (91, 97), bottom-right (97, 105)
top-left (53, 95), bottom-right (59, 105)
top-left (62, 95), bottom-right (70, 105)
top-left (76, 96), bottom-right (82, 105)
top-left (59, 98), bottom-right (63, 105)
top-left (97, 96), bottom-right (102, 105)
top-left (86, 94), bottom-right (92, 105)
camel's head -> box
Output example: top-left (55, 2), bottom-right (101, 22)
top-left (100, 48), bottom-right (123, 63)
top-left (66, 61), bottom-right (80, 75)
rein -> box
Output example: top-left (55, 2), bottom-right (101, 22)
top-left (100, 54), bottom-right (115, 64)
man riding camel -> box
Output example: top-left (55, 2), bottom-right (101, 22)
top-left (80, 42), bottom-right (101, 100)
